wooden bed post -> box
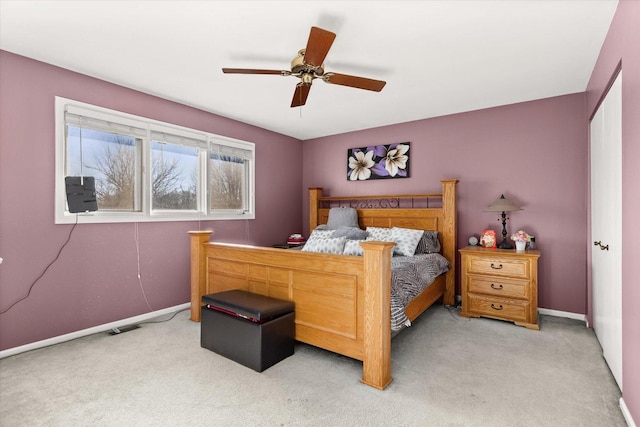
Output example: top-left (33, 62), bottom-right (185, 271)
top-left (188, 230), bottom-right (213, 322)
top-left (308, 187), bottom-right (323, 231)
top-left (360, 240), bottom-right (395, 390)
top-left (440, 179), bottom-right (458, 306)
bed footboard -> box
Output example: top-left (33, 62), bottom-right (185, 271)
top-left (189, 231), bottom-right (395, 389)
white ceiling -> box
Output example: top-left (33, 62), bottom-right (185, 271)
top-left (0, 1), bottom-right (618, 140)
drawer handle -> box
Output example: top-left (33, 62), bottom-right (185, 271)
top-left (491, 283), bottom-right (503, 290)
top-left (491, 303), bottom-right (504, 310)
top-left (490, 263), bottom-right (503, 270)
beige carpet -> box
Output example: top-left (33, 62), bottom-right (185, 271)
top-left (0, 305), bottom-right (626, 426)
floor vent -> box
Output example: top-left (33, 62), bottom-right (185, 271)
top-left (108, 325), bottom-right (140, 335)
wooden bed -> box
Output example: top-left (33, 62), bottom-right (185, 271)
top-left (189, 179), bottom-right (457, 390)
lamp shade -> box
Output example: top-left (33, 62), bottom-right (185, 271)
top-left (485, 194), bottom-right (522, 212)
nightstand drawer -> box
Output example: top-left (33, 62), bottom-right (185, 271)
top-left (467, 256), bottom-right (530, 279)
top-left (467, 294), bottom-right (528, 322)
top-left (467, 275), bottom-right (529, 299)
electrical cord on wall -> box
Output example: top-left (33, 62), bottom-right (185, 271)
top-left (446, 304), bottom-right (469, 322)
top-left (138, 307), bottom-right (190, 325)
top-left (134, 222), bottom-right (154, 313)
top-left (0, 215), bottom-right (79, 315)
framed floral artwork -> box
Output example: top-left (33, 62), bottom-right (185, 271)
top-left (347, 142), bottom-right (410, 181)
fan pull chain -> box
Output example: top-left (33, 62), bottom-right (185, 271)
top-left (299, 88), bottom-right (303, 118)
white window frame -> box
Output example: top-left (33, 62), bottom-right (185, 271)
top-left (55, 97), bottom-right (255, 224)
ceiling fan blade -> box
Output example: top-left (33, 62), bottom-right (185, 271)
top-left (303, 27), bottom-right (336, 67)
top-left (222, 68), bottom-right (290, 75)
top-left (291, 84), bottom-right (311, 108)
top-left (324, 73), bottom-right (386, 92)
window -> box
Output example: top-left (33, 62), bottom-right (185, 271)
top-left (55, 97), bottom-right (255, 224)
top-left (66, 126), bottom-right (143, 211)
top-left (150, 140), bottom-right (198, 211)
top-left (209, 143), bottom-right (253, 213)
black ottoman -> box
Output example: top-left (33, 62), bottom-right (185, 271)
top-left (201, 290), bottom-right (295, 372)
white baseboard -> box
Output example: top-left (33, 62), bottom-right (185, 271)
top-left (0, 303), bottom-right (190, 359)
top-left (538, 307), bottom-right (587, 324)
top-left (621, 397), bottom-right (637, 427)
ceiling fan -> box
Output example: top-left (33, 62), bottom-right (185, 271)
top-left (222, 27), bottom-right (386, 108)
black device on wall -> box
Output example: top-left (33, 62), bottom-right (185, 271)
top-left (65, 176), bottom-right (98, 213)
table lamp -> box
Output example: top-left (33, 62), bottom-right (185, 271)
top-left (485, 194), bottom-right (522, 249)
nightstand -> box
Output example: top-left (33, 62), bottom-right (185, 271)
top-left (272, 242), bottom-right (305, 249)
top-left (459, 246), bottom-right (541, 330)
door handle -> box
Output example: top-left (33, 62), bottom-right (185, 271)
top-left (594, 241), bottom-right (609, 251)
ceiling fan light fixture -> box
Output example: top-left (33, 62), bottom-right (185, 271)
top-left (291, 49), bottom-right (324, 76)
top-left (291, 50), bottom-right (306, 73)
top-left (222, 26), bottom-right (386, 108)
top-left (301, 73), bottom-right (314, 85)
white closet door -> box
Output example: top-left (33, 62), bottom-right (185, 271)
top-left (590, 71), bottom-right (622, 390)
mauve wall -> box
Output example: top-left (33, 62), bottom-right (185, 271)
top-left (0, 51), bottom-right (302, 351)
top-left (302, 93), bottom-right (588, 314)
top-left (585, 0), bottom-right (640, 421)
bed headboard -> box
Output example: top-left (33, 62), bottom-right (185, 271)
top-left (308, 179), bottom-right (458, 304)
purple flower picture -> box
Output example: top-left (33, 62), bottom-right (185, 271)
top-left (347, 143), bottom-right (410, 181)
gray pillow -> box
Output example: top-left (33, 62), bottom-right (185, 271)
top-left (391, 227), bottom-right (424, 256)
top-left (414, 231), bottom-right (441, 254)
top-left (365, 226), bottom-right (393, 241)
top-left (343, 239), bottom-right (366, 256)
top-left (332, 226), bottom-right (369, 240)
top-left (301, 236), bottom-right (346, 254)
top-left (308, 228), bottom-right (335, 239)
top-left (326, 207), bottom-right (359, 230)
